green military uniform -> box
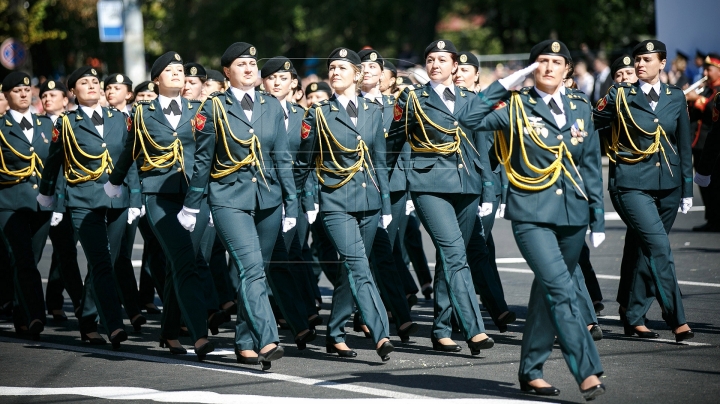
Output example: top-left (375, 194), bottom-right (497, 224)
top-left (465, 40), bottom-right (605, 387)
top-left (594, 40), bottom-right (693, 334)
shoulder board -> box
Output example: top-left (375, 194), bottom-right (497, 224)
top-left (108, 106), bottom-right (119, 111)
top-left (520, 86), bottom-right (531, 95)
top-left (612, 82), bottom-right (631, 89)
top-left (457, 86), bottom-right (468, 91)
top-left (186, 99), bottom-right (202, 103)
top-left (135, 100), bottom-right (153, 104)
top-left (207, 91), bottom-right (224, 99)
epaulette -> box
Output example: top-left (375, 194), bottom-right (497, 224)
top-left (664, 84), bottom-right (682, 97)
top-left (208, 91), bottom-right (223, 99)
top-left (520, 86), bottom-right (531, 95)
top-left (135, 100), bottom-right (153, 105)
top-left (186, 99), bottom-right (202, 103)
top-left (457, 86), bottom-right (469, 91)
top-left (108, 106), bottom-right (120, 111)
top-left (612, 82), bottom-right (632, 89)
top-left (566, 92), bottom-right (589, 103)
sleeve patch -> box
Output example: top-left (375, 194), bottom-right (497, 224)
top-left (301, 121), bottom-right (311, 139)
top-left (393, 102), bottom-right (403, 121)
top-left (195, 113), bottom-right (207, 131)
top-left (596, 96), bottom-right (607, 111)
top-left (52, 127), bottom-right (60, 142)
top-left (492, 101), bottom-right (507, 110)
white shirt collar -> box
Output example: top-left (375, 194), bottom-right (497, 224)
top-left (80, 104), bottom-right (103, 120)
top-left (429, 81), bottom-right (454, 97)
top-left (230, 87), bottom-right (255, 103)
top-left (361, 91), bottom-right (383, 104)
top-left (638, 80), bottom-right (661, 96)
top-left (335, 93), bottom-right (357, 110)
top-left (533, 86), bottom-right (564, 113)
top-left (158, 94), bottom-right (183, 111)
top-left (9, 109), bottom-right (33, 127)
top-left (47, 114), bottom-right (59, 124)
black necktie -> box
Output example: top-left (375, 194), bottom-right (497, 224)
top-left (163, 100), bottom-right (181, 115)
top-left (241, 94), bottom-right (254, 112)
top-left (283, 108), bottom-right (288, 120)
top-left (645, 88), bottom-right (659, 103)
top-left (548, 98), bottom-right (563, 115)
top-left (443, 87), bottom-right (455, 102)
top-left (19, 117), bottom-right (33, 131)
top-left (91, 111), bottom-right (104, 126)
top-left (346, 101), bottom-right (358, 118)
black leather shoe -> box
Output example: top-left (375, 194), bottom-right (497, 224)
top-left (235, 349), bottom-right (259, 364)
top-left (580, 383), bottom-right (605, 401)
top-left (353, 313), bottom-right (371, 338)
top-left (159, 338), bottom-right (187, 355)
top-left (497, 311), bottom-right (516, 333)
top-left (467, 337), bottom-right (494, 355)
top-left (258, 345), bottom-right (284, 363)
top-left (520, 381), bottom-right (560, 396)
top-left (397, 322), bottom-right (418, 343)
top-left (589, 325), bottom-right (603, 341)
top-left (208, 311), bottom-right (229, 335)
top-left (406, 294), bottom-right (418, 309)
top-left (674, 329), bottom-right (695, 342)
top-left (326, 342), bottom-right (357, 358)
top-left (593, 302), bottom-right (605, 315)
top-left (422, 285), bottom-right (433, 300)
top-left (431, 337), bottom-right (462, 353)
top-left (27, 320), bottom-right (44, 335)
top-left (131, 315), bottom-right (147, 332)
top-left (295, 329), bottom-right (316, 350)
top-left (81, 332), bottom-right (107, 345)
top-left (194, 341), bottom-right (215, 361)
top-left (624, 325), bottom-right (659, 339)
top-left (376, 340), bottom-right (394, 362)
top-left (110, 330), bottom-right (128, 350)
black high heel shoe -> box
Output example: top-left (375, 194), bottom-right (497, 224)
top-left (235, 348), bottom-right (259, 365)
top-left (580, 383), bottom-right (605, 401)
top-left (589, 325), bottom-right (603, 341)
top-left (326, 342), bottom-right (357, 358)
top-left (376, 340), bottom-right (394, 362)
top-left (159, 337), bottom-right (187, 355)
top-left (406, 294), bottom-right (418, 309)
top-left (520, 381), bottom-right (560, 396)
top-left (397, 322), bottom-right (418, 343)
top-left (593, 302), bottom-right (605, 315)
top-left (110, 330), bottom-right (128, 350)
top-left (673, 329), bottom-right (695, 343)
top-left (496, 311), bottom-right (516, 333)
top-left (422, 285), bottom-right (433, 300)
top-left (258, 345), bottom-right (284, 371)
top-left (295, 329), bottom-right (316, 350)
top-left (208, 311), bottom-right (228, 335)
top-left (467, 336), bottom-right (494, 355)
top-left (131, 315), bottom-right (147, 332)
top-left (431, 337), bottom-right (462, 353)
top-left (81, 332), bottom-right (107, 345)
top-left (353, 313), bottom-right (371, 338)
top-left (624, 325), bottom-right (659, 339)
top-left (194, 341), bottom-right (215, 361)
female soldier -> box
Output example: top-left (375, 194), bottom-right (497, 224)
top-left (202, 70), bottom-right (226, 99)
top-left (183, 42), bottom-right (297, 369)
top-left (594, 40), bottom-right (694, 342)
top-left (37, 66), bottom-right (142, 349)
top-left (464, 40), bottom-right (605, 400)
top-left (105, 52), bottom-right (215, 360)
top-left (294, 48), bottom-right (394, 361)
top-left (453, 51), bottom-right (481, 92)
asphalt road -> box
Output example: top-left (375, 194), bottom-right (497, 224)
top-left (1, 169), bottom-right (719, 404)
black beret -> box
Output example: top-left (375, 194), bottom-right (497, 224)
top-left (1, 71), bottom-right (31, 92)
top-left (327, 48), bottom-right (361, 68)
top-left (384, 60), bottom-right (397, 75)
top-left (150, 51), bottom-right (183, 80)
top-left (134, 80), bottom-right (158, 94)
top-left (261, 56), bottom-right (293, 78)
top-left (528, 40), bottom-right (571, 64)
top-left (632, 40), bottom-right (666, 58)
top-left (67, 66), bottom-right (100, 89)
top-left (184, 63), bottom-right (207, 79)
top-left (221, 42), bottom-right (257, 67)
top-left (458, 51), bottom-right (479, 68)
top-left (206, 69), bottom-right (226, 83)
top-left (103, 73), bottom-right (133, 90)
top-left (676, 50), bottom-right (690, 61)
top-left (305, 81), bottom-right (332, 96)
top-left (358, 49), bottom-right (384, 68)
top-left (39, 79), bottom-right (68, 97)
top-left (611, 55), bottom-right (634, 78)
top-left (424, 40), bottom-right (458, 60)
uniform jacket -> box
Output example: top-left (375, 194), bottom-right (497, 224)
top-left (39, 107), bottom-right (141, 209)
top-left (593, 81), bottom-right (693, 198)
top-left (285, 100), bottom-right (316, 213)
top-left (184, 90), bottom-right (298, 216)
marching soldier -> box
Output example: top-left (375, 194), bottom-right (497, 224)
top-left (37, 66), bottom-right (142, 349)
top-left (595, 40), bottom-right (694, 342)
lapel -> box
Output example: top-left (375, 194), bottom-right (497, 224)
top-left (225, 90), bottom-right (251, 126)
top-left (250, 91), bottom-right (266, 126)
top-left (148, 99), bottom-right (174, 130)
top-left (177, 98), bottom-right (194, 129)
top-left (3, 113), bottom-right (31, 145)
top-left (654, 83), bottom-right (671, 114)
top-left (285, 101), bottom-right (301, 135)
top-left (76, 108), bottom-right (103, 140)
top-left (331, 95), bottom-right (359, 133)
top-left (527, 88), bottom-right (560, 131)
top-left (453, 85), bottom-right (468, 115)
top-left (424, 84), bottom-right (454, 117)
top-left (560, 93), bottom-right (574, 131)
top-left (103, 107), bottom-right (119, 137)
top-left (628, 82), bottom-right (655, 115)
top-left (32, 115), bottom-right (50, 146)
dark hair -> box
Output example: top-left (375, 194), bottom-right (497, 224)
top-left (565, 61), bottom-right (575, 80)
top-left (658, 52), bottom-right (667, 62)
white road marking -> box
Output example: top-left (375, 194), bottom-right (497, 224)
top-left (494, 258), bottom-right (526, 264)
top-left (0, 386), bottom-right (539, 404)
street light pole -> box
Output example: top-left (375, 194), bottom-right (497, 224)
top-left (123, 0), bottom-right (146, 85)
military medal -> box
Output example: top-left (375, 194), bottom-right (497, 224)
top-left (41, 132), bottom-right (48, 143)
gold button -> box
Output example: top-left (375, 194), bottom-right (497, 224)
top-left (173, 132), bottom-right (178, 137)
top-left (458, 164), bottom-right (463, 169)
top-left (556, 135), bottom-right (563, 140)
top-left (356, 135), bottom-right (361, 140)
top-left (361, 182), bottom-right (367, 188)
top-left (653, 118), bottom-right (659, 123)
top-left (29, 146), bottom-right (34, 152)
top-left (385, 133), bottom-right (388, 138)
top-left (359, 167), bottom-right (364, 171)
top-left (556, 189), bottom-right (563, 195)
top-left (251, 162), bottom-right (256, 167)
top-left (453, 121), bottom-right (458, 126)
top-left (177, 167), bottom-right (182, 172)
top-left (249, 128), bottom-right (254, 134)
top-left (101, 143), bottom-right (107, 148)
top-left (32, 184), bottom-right (38, 189)
top-left (31, 172), bottom-right (36, 176)
top-left (655, 162), bottom-right (661, 167)
top-left (554, 153), bottom-right (559, 158)
top-left (252, 177), bottom-right (257, 183)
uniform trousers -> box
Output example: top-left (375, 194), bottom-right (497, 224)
top-left (137, 215), bottom-right (166, 305)
top-left (578, 242), bottom-right (603, 304)
top-left (311, 220), bottom-right (341, 287)
top-left (114, 219), bottom-right (142, 320)
top-left (403, 213), bottom-right (433, 291)
top-left (45, 215), bottom-right (83, 313)
top-left (287, 209), bottom-right (321, 315)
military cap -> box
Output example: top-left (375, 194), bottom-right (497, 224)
top-left (611, 55), bottom-right (635, 78)
top-left (384, 60), bottom-right (397, 75)
top-left (327, 48), bottom-right (361, 68)
top-left (676, 50), bottom-right (690, 61)
top-left (704, 53), bottom-right (720, 69)
top-left (1, 71), bottom-right (31, 92)
top-left (221, 42), bottom-right (257, 67)
top-left (134, 80), bottom-right (158, 94)
top-left (67, 66), bottom-right (100, 89)
top-left (305, 81), bottom-right (332, 96)
top-left (458, 51), bottom-right (480, 68)
top-left (528, 40), bottom-right (571, 64)
top-left (104, 73), bottom-right (133, 90)
top-left (39, 79), bottom-right (68, 97)
top-left (261, 56), bottom-right (293, 78)
top-left (358, 49), bottom-right (384, 68)
top-left (150, 51), bottom-right (183, 80)
top-left (632, 40), bottom-right (666, 58)
top-left (424, 40), bottom-right (458, 60)
top-left (184, 62), bottom-right (207, 79)
top-left (206, 69), bottom-right (226, 83)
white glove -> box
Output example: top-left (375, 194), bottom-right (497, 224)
top-left (36, 194), bottom-right (54, 208)
top-left (208, 213), bottom-right (214, 227)
top-left (694, 173), bottom-right (711, 187)
top-left (498, 62), bottom-right (540, 90)
top-left (127, 208), bottom-right (141, 224)
top-left (590, 232), bottom-right (605, 248)
top-left (497, 203), bottom-right (506, 218)
top-left (680, 197), bottom-right (692, 214)
top-left (103, 181), bottom-right (122, 198)
top-left (140, 205), bottom-right (146, 217)
top-left (405, 200), bottom-right (415, 215)
top-left (306, 203), bottom-right (319, 225)
top-left (50, 212), bottom-right (63, 227)
top-left (478, 202), bottom-right (493, 217)
top-left (381, 214), bottom-right (392, 230)
top-left (177, 207), bottom-right (197, 232)
top-left (283, 217), bottom-right (297, 232)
